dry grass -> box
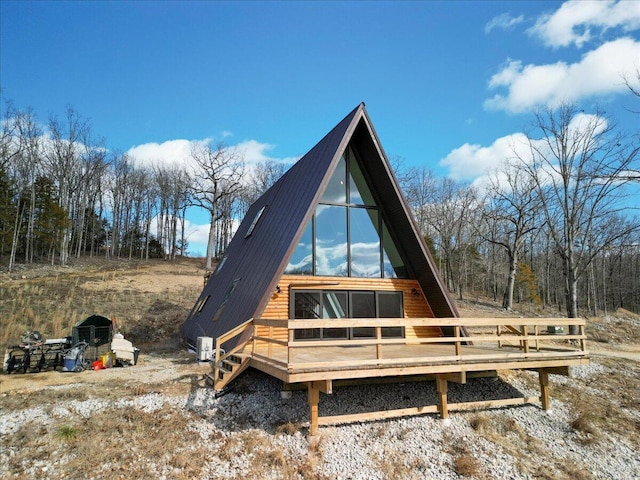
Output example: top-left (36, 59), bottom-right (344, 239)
top-left (454, 454), bottom-right (482, 478)
top-left (442, 431), bottom-right (485, 480)
top-left (276, 420), bottom-right (304, 436)
top-left (468, 413), bottom-right (594, 480)
top-left (372, 445), bottom-right (421, 480)
top-left (0, 258), bottom-right (203, 349)
top-left (3, 404), bottom-right (210, 479)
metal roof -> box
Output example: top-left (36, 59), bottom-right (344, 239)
top-left (181, 103), bottom-right (458, 348)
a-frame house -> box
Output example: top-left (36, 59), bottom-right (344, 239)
top-left (182, 104), bottom-right (588, 434)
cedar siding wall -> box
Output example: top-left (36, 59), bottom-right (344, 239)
top-left (258, 275), bottom-right (442, 341)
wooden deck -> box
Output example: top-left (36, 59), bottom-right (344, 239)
top-left (213, 317), bottom-right (589, 434)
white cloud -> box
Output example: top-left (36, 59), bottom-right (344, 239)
top-left (127, 137), bottom-right (297, 170)
top-left (441, 112), bottom-right (608, 188)
top-left (485, 13), bottom-right (525, 34)
top-left (235, 139), bottom-right (298, 166)
top-left (439, 133), bottom-right (530, 181)
top-left (182, 218), bottom-right (211, 257)
top-left (484, 37), bottom-right (640, 112)
top-left (126, 139), bottom-right (209, 169)
top-left (529, 0), bottom-right (640, 48)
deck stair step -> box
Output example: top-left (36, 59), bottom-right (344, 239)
top-left (213, 347), bottom-right (252, 391)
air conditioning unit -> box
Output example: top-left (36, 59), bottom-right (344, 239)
top-left (196, 336), bottom-right (214, 362)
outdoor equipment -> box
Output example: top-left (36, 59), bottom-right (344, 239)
top-left (4, 332), bottom-right (72, 373)
top-left (62, 342), bottom-right (89, 372)
top-left (73, 315), bottom-right (113, 361)
top-left (111, 333), bottom-right (139, 366)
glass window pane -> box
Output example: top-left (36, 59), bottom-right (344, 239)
top-left (378, 291), bottom-right (404, 338)
top-left (285, 221), bottom-right (313, 275)
top-left (293, 292), bottom-right (321, 340)
top-left (350, 208), bottom-right (381, 278)
top-left (315, 205), bottom-right (348, 276)
top-left (322, 291), bottom-right (348, 339)
top-left (382, 221), bottom-right (407, 278)
top-left (321, 154), bottom-right (347, 203)
top-left (349, 152), bottom-right (375, 206)
top-left (377, 291), bottom-right (403, 317)
top-left (350, 291), bottom-right (375, 338)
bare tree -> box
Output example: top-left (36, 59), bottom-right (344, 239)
top-left (480, 160), bottom-right (542, 310)
top-left (43, 106), bottom-right (91, 265)
top-left (191, 142), bottom-right (245, 269)
top-left (516, 104), bottom-right (640, 330)
top-left (401, 166), bottom-right (438, 236)
top-left (423, 177), bottom-right (479, 299)
top-left (242, 159), bottom-right (286, 210)
top-left (623, 66), bottom-right (640, 103)
top-left (0, 101), bottom-right (21, 171)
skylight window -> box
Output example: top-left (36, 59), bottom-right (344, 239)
top-left (212, 278), bottom-right (241, 322)
top-left (245, 205), bottom-right (266, 238)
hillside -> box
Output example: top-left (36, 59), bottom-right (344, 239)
top-left (1, 260), bottom-right (639, 479)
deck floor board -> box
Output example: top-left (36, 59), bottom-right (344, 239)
top-left (249, 342), bottom-right (589, 382)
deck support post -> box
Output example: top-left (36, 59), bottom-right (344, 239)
top-left (308, 382), bottom-right (320, 436)
top-left (436, 374), bottom-right (449, 419)
top-left (539, 369), bottom-right (550, 411)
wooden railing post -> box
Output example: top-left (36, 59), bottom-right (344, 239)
top-left (522, 324), bottom-right (530, 354)
top-left (579, 323), bottom-right (586, 351)
top-left (268, 326), bottom-right (273, 358)
top-left (213, 340), bottom-right (220, 386)
top-left (497, 325), bottom-right (502, 348)
top-left (454, 325), bottom-right (461, 357)
top-left (288, 322), bottom-right (294, 367)
top-left (376, 326), bottom-right (382, 360)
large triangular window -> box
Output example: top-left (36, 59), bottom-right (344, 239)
top-left (285, 146), bottom-right (408, 278)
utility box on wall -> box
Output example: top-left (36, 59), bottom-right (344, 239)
top-left (196, 336), bottom-right (214, 362)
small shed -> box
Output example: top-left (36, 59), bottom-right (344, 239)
top-left (72, 315), bottom-right (113, 360)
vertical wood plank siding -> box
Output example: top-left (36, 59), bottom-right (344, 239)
top-left (258, 275), bottom-right (442, 341)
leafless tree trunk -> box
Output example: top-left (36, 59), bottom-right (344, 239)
top-left (44, 106), bottom-right (91, 265)
top-left (191, 142), bottom-right (245, 269)
top-left (480, 160), bottom-right (542, 310)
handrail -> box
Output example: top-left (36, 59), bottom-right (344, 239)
top-left (282, 317), bottom-right (586, 328)
top-left (213, 318), bottom-right (254, 387)
top-left (251, 317), bottom-right (588, 369)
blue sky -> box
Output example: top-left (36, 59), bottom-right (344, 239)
top-left (2, 1), bottom-right (639, 256)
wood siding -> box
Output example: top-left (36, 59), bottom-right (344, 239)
top-left (258, 275), bottom-right (442, 341)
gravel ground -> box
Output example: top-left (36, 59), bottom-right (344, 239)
top-left (2, 354), bottom-right (638, 480)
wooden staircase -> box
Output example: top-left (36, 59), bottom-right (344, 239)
top-left (204, 319), bottom-right (254, 392)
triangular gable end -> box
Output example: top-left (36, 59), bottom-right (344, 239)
top-left (181, 104), bottom-right (458, 350)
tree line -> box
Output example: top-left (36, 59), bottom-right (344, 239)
top-left (0, 102), bottom-right (285, 273)
top-left (1, 100), bottom-right (639, 320)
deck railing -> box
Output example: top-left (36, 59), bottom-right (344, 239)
top-left (251, 317), bottom-right (587, 370)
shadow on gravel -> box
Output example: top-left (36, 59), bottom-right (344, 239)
top-left (191, 369), bottom-right (532, 434)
